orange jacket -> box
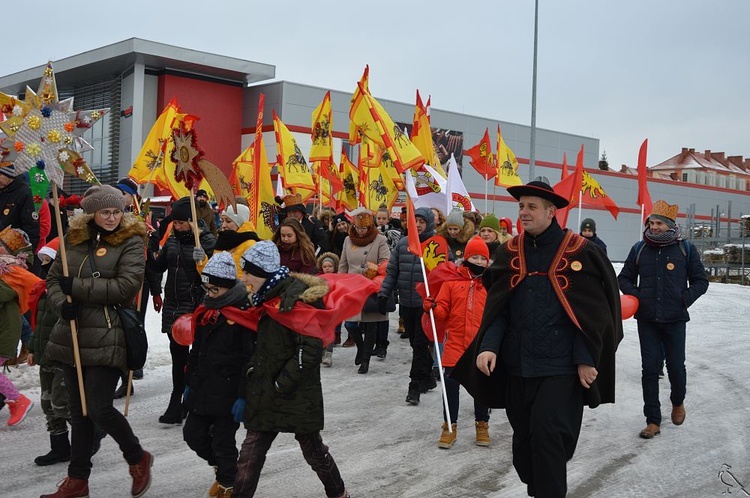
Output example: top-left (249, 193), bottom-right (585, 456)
top-left (432, 265), bottom-right (487, 367)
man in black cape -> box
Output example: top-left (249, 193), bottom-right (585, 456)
top-left (451, 181), bottom-right (623, 498)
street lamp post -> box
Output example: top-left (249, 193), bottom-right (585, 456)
top-left (529, 0), bottom-right (539, 182)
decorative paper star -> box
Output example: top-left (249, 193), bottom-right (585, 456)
top-left (0, 61), bottom-right (107, 187)
top-left (170, 123), bottom-right (204, 190)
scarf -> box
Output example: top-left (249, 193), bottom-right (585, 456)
top-left (203, 282), bottom-right (248, 310)
top-left (643, 225), bottom-right (681, 248)
top-left (464, 260), bottom-right (486, 277)
top-left (250, 266), bottom-right (290, 307)
top-left (214, 230), bottom-right (260, 251)
top-left (348, 225), bottom-right (378, 246)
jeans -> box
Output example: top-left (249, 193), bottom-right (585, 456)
top-left (443, 367), bottom-right (489, 424)
top-left (63, 365), bottom-right (144, 479)
top-left (637, 320), bottom-right (687, 425)
top-left (234, 430), bottom-right (345, 497)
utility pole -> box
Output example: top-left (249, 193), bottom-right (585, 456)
top-left (529, 0), bottom-right (539, 182)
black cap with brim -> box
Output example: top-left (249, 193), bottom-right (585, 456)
top-left (286, 204), bottom-right (307, 213)
top-left (507, 181), bottom-right (569, 209)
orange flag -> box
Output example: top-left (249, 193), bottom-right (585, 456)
top-left (553, 145), bottom-right (585, 228)
top-left (637, 139), bottom-right (652, 222)
top-left (466, 128), bottom-right (496, 179)
top-left (406, 195), bottom-right (421, 257)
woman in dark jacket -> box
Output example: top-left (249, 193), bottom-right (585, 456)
top-left (42, 185), bottom-right (152, 498)
top-left (271, 218), bottom-right (317, 274)
top-left (148, 196), bottom-right (216, 424)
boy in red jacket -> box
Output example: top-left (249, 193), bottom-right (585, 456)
top-left (424, 236), bottom-right (490, 449)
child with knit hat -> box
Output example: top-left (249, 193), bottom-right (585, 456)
top-left (579, 218), bottom-right (608, 256)
top-left (423, 236), bottom-right (491, 449)
top-left (184, 251), bottom-right (255, 498)
top-left (316, 252), bottom-right (341, 360)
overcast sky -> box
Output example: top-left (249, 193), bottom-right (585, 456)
top-left (4, 0), bottom-right (748, 169)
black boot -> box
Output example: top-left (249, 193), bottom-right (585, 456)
top-left (159, 392), bottom-right (184, 425)
top-left (34, 432), bottom-right (71, 466)
top-left (0, 392), bottom-right (5, 412)
top-left (376, 340), bottom-right (389, 359)
top-left (113, 376), bottom-right (133, 399)
top-left (358, 324), bottom-right (375, 374)
top-left (349, 325), bottom-right (364, 366)
top-left (91, 424), bottom-right (107, 456)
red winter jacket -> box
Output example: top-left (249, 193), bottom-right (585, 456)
top-left (432, 265), bottom-right (487, 367)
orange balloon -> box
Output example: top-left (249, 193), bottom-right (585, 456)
top-left (172, 314), bottom-right (194, 346)
top-left (620, 294), bottom-right (639, 320)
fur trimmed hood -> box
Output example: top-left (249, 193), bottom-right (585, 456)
top-left (437, 219), bottom-right (476, 244)
top-left (290, 272), bottom-right (329, 303)
top-left (66, 212), bottom-right (148, 247)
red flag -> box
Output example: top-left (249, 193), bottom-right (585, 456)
top-left (553, 145), bottom-right (585, 227)
top-left (466, 128), bottom-right (496, 179)
top-left (406, 196), bottom-right (422, 257)
top-left (560, 152), bottom-right (569, 181)
top-left (637, 139), bottom-right (652, 222)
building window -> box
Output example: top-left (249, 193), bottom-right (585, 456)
top-left (682, 172), bottom-right (688, 182)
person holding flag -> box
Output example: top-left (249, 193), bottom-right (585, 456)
top-left (378, 207), bottom-right (438, 405)
top-left (452, 180), bottom-right (622, 498)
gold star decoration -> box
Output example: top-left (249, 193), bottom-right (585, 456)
top-left (170, 122), bottom-right (204, 190)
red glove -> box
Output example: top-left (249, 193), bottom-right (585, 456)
top-left (152, 294), bottom-right (163, 313)
top-left (423, 296), bottom-right (437, 312)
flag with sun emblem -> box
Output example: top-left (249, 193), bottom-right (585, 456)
top-left (0, 62), bottom-right (107, 190)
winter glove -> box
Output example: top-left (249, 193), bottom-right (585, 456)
top-left (377, 295), bottom-right (389, 315)
top-left (152, 294), bottom-right (163, 312)
top-left (182, 387), bottom-right (190, 405)
top-left (280, 282), bottom-right (305, 312)
top-left (61, 300), bottom-right (78, 320)
top-left (192, 247), bottom-right (206, 263)
top-left (422, 296), bottom-right (436, 312)
top-left (59, 276), bottom-right (74, 296)
top-left (231, 398), bottom-right (246, 423)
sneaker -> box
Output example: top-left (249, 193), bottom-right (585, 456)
top-left (475, 421), bottom-right (490, 447)
top-left (405, 389), bottom-right (420, 406)
top-left (6, 394), bottom-right (33, 426)
top-left (39, 477), bottom-right (89, 498)
top-left (438, 422), bottom-right (457, 449)
top-left (129, 451), bottom-right (153, 498)
top-left (321, 350), bottom-right (333, 367)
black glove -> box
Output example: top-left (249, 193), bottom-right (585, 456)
top-left (377, 295), bottom-right (389, 315)
top-left (59, 276), bottom-right (74, 296)
top-left (61, 300), bottom-right (78, 320)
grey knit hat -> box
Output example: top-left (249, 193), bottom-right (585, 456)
top-left (80, 185), bottom-right (126, 214)
top-left (445, 209), bottom-right (465, 228)
top-left (241, 240), bottom-right (280, 278)
top-left (0, 164), bottom-right (16, 178)
top-left (201, 251), bottom-right (237, 288)
top-left (222, 204), bottom-right (250, 227)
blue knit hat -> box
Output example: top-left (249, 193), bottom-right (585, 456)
top-left (241, 240), bottom-right (280, 278)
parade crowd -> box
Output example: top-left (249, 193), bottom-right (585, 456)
top-left (0, 169), bottom-right (708, 498)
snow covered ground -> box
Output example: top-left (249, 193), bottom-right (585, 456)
top-left (2, 264), bottom-right (749, 497)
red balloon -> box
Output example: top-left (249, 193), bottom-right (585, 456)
top-left (620, 294), bottom-right (639, 320)
top-left (172, 314), bottom-right (194, 346)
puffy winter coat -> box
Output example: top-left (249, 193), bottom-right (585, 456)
top-left (0, 175), bottom-right (40, 251)
top-left (432, 265), bottom-right (487, 367)
top-left (379, 207), bottom-right (436, 308)
top-left (437, 219), bottom-right (475, 260)
top-left (184, 286), bottom-right (255, 417)
top-left (339, 232), bottom-right (390, 322)
top-left (45, 213), bottom-right (147, 373)
top-left (213, 220), bottom-right (259, 280)
top-left (244, 273), bottom-right (327, 434)
top-left (149, 227), bottom-right (216, 334)
top-left (618, 240), bottom-right (708, 323)
top-left (0, 280), bottom-right (21, 359)
top-left (29, 288), bottom-right (60, 366)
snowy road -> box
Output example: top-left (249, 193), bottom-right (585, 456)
top-left (2, 269), bottom-right (749, 497)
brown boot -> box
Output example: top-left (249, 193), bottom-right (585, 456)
top-left (40, 477), bottom-right (89, 498)
top-left (129, 451), bottom-right (153, 498)
top-left (475, 421), bottom-right (490, 447)
top-left (216, 484), bottom-right (233, 498)
top-left (671, 404), bottom-right (686, 425)
top-left (341, 337), bottom-right (356, 348)
top-left (639, 423), bottom-right (661, 439)
top-left (438, 422), bottom-right (457, 449)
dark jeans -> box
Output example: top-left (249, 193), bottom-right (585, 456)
top-left (234, 430), bottom-right (345, 497)
top-left (506, 374), bottom-right (584, 498)
top-left (637, 320), bottom-right (687, 425)
top-left (183, 413), bottom-right (240, 487)
top-left (401, 306), bottom-right (432, 390)
top-left (63, 365), bottom-right (143, 479)
top-left (443, 367), bottom-right (489, 424)
top-left (167, 331), bottom-right (189, 396)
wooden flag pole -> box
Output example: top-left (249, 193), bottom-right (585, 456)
top-left (123, 282), bottom-right (144, 417)
top-left (188, 189), bottom-right (201, 247)
top-left (51, 183), bottom-right (88, 416)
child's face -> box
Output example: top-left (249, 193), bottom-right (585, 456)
top-left (499, 225), bottom-right (508, 235)
top-left (581, 228), bottom-right (594, 238)
top-left (321, 261), bottom-right (335, 274)
top-left (376, 211), bottom-right (389, 226)
top-left (39, 254), bottom-right (53, 265)
top-left (467, 254), bottom-right (488, 267)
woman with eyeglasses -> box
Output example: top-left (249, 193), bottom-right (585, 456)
top-left (148, 196), bottom-right (216, 425)
top-left (271, 218), bottom-right (317, 275)
top-left (43, 185), bottom-right (153, 498)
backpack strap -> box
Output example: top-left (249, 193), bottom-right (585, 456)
top-left (635, 239), bottom-right (690, 266)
